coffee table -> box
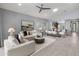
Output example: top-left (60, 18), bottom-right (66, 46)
top-left (34, 37), bottom-right (45, 44)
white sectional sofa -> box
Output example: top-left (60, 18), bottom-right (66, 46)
top-left (4, 40), bottom-right (35, 56)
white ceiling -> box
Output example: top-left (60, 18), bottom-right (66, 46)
top-left (0, 3), bottom-right (79, 20)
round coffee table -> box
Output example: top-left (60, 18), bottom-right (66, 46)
top-left (34, 37), bottom-right (45, 44)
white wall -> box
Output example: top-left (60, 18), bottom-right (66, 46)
top-left (63, 9), bottom-right (79, 32)
top-left (48, 9), bottom-right (79, 31)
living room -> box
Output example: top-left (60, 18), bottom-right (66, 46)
top-left (0, 3), bottom-right (79, 56)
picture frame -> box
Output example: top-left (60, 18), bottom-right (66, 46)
top-left (21, 20), bottom-right (34, 31)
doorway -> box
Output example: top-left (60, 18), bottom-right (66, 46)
top-left (73, 23), bottom-right (76, 32)
top-left (71, 21), bottom-right (79, 32)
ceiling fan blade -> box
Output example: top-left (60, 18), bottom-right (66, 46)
top-left (43, 8), bottom-right (51, 10)
top-left (36, 6), bottom-right (41, 8)
top-left (36, 4), bottom-right (51, 13)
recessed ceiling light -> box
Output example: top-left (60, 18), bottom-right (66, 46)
top-left (18, 3), bottom-right (22, 6)
top-left (53, 8), bottom-right (58, 12)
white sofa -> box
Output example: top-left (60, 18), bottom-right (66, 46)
top-left (46, 30), bottom-right (57, 34)
top-left (45, 30), bottom-right (61, 37)
top-left (4, 40), bottom-right (35, 56)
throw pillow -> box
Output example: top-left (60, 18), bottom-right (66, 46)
top-left (15, 34), bottom-right (21, 43)
top-left (23, 31), bottom-right (27, 36)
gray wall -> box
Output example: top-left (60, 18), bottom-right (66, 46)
top-left (0, 9), bottom-right (2, 42)
top-left (0, 8), bottom-right (48, 40)
top-left (0, 12), bottom-right (1, 40)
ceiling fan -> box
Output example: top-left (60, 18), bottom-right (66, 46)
top-left (36, 4), bottom-right (51, 13)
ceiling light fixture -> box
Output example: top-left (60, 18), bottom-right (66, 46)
top-left (18, 3), bottom-right (22, 6)
top-left (53, 8), bottom-right (58, 12)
